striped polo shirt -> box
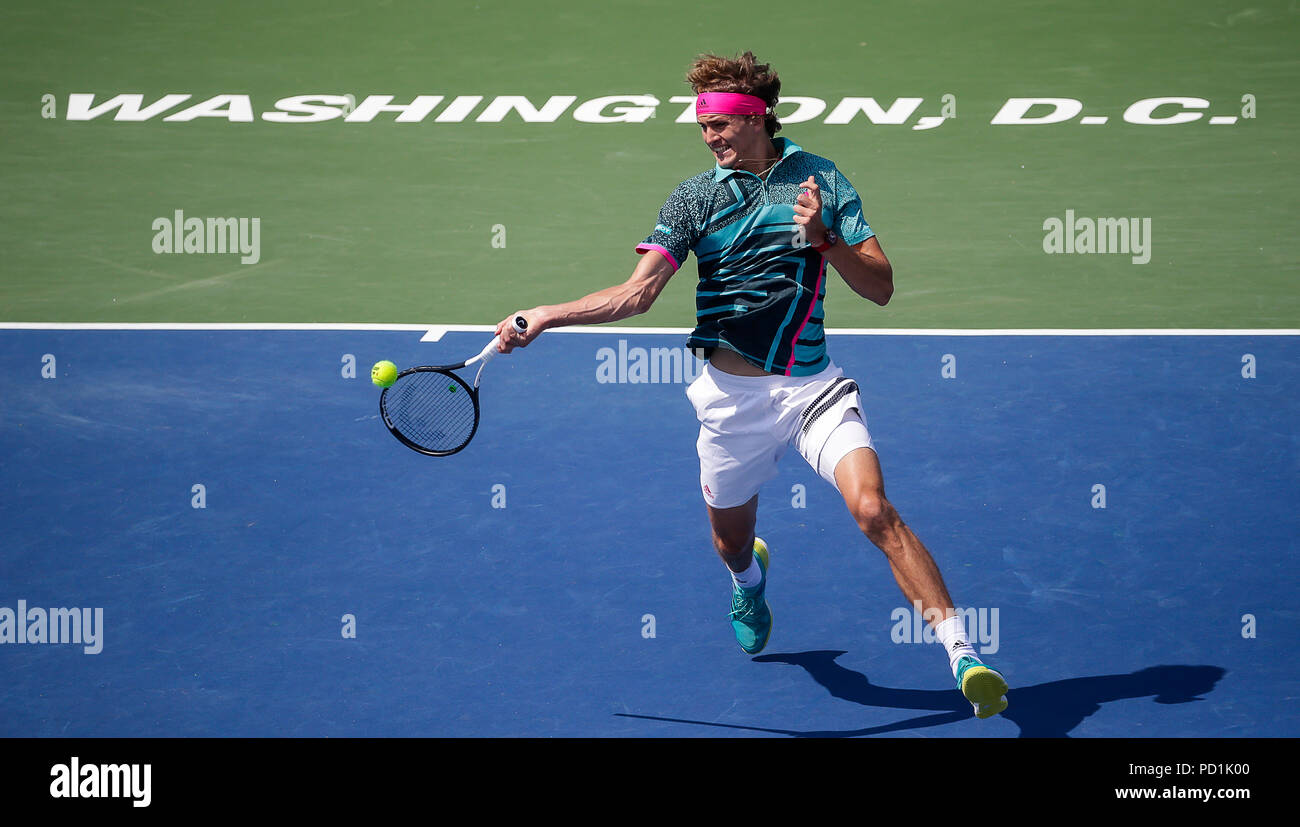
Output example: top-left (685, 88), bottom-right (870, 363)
top-left (636, 137), bottom-right (874, 376)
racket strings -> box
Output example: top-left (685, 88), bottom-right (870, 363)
top-left (387, 371), bottom-right (477, 453)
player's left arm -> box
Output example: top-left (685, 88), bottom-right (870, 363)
top-left (794, 174), bottom-right (893, 306)
top-left (824, 236), bottom-right (893, 306)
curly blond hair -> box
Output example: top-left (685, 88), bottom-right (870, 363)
top-left (686, 51), bottom-right (782, 137)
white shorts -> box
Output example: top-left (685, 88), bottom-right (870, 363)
top-left (685, 360), bottom-right (875, 509)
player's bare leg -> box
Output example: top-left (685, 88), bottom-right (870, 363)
top-left (706, 494), bottom-right (758, 571)
top-left (706, 495), bottom-right (772, 654)
top-left (832, 447), bottom-right (955, 621)
top-left (834, 444), bottom-right (1009, 717)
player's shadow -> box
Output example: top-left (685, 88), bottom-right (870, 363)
top-left (615, 651), bottom-right (1226, 738)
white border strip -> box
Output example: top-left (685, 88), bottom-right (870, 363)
top-left (1, 322), bottom-right (1296, 341)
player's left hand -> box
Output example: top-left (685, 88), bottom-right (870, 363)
top-left (793, 175), bottom-right (827, 246)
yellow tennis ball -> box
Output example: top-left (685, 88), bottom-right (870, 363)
top-left (371, 360), bottom-right (398, 387)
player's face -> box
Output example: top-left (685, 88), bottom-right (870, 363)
top-left (697, 114), bottom-right (766, 168)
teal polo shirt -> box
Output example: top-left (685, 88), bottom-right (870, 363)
top-left (636, 137), bottom-right (875, 376)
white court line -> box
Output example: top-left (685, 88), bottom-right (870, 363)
top-left (1, 322), bottom-right (1297, 341)
top-left (419, 324), bottom-right (691, 341)
top-left (0, 322), bottom-right (434, 332)
top-left (420, 325), bottom-right (1300, 341)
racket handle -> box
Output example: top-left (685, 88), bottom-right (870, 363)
top-left (477, 335), bottom-right (504, 364)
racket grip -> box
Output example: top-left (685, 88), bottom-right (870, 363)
top-left (477, 335), bottom-right (504, 364)
top-left (477, 316), bottom-right (529, 364)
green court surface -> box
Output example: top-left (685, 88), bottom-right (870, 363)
top-left (2, 0), bottom-right (1295, 328)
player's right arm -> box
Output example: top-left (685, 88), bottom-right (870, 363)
top-left (494, 249), bottom-right (676, 351)
top-left (497, 179), bottom-right (696, 351)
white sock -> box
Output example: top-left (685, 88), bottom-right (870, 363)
top-left (730, 555), bottom-right (763, 590)
top-left (935, 614), bottom-right (980, 678)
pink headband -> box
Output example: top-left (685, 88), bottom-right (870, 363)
top-left (695, 92), bottom-right (769, 116)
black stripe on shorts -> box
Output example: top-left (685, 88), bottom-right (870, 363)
top-left (800, 378), bottom-right (860, 435)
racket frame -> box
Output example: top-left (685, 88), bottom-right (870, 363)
top-left (379, 366), bottom-right (480, 456)
top-left (378, 317), bottom-right (526, 457)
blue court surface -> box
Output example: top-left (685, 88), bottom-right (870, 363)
top-left (1, 327), bottom-right (1295, 737)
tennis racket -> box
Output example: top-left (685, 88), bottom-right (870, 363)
top-left (379, 316), bottom-right (527, 456)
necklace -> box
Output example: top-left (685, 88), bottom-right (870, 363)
top-left (738, 156), bottom-right (780, 180)
top-left (755, 157), bottom-right (779, 180)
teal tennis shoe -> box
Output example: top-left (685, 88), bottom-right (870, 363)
top-left (729, 538), bottom-right (772, 655)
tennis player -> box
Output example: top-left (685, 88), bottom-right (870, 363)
top-left (495, 51), bottom-right (1008, 718)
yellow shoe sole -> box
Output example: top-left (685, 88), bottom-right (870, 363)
top-left (745, 538), bottom-right (771, 654)
top-left (753, 537), bottom-right (770, 570)
top-left (961, 665), bottom-right (1009, 719)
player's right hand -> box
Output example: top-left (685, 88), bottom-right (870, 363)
top-left (496, 310), bottom-right (541, 352)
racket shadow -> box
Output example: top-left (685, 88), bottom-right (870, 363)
top-left (614, 651), bottom-right (1226, 738)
